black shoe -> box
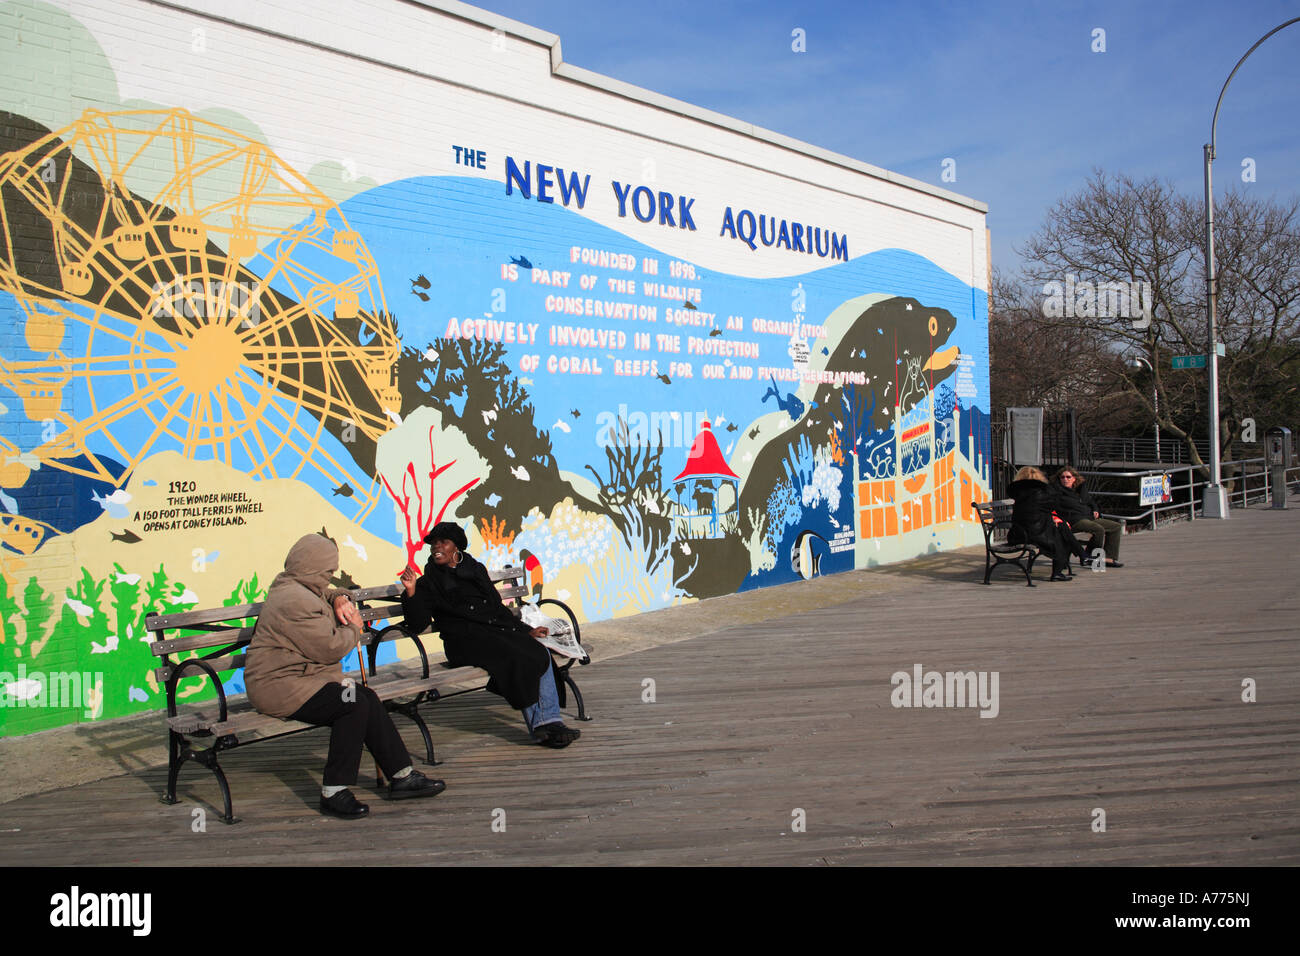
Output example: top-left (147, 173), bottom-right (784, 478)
top-left (532, 722), bottom-right (580, 748)
top-left (320, 789), bottom-right (369, 819)
top-left (388, 770), bottom-right (447, 800)
top-left (1048, 572), bottom-right (1072, 582)
top-left (1106, 560), bottom-right (1124, 568)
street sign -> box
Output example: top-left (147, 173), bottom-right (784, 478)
top-left (1172, 354), bottom-right (1207, 369)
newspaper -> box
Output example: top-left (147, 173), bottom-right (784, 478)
top-left (518, 603), bottom-right (587, 659)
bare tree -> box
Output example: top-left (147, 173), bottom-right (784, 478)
top-left (1013, 170), bottom-right (1300, 473)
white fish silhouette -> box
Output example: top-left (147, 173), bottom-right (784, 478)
top-left (343, 535), bottom-right (368, 562)
top-left (65, 597), bottom-right (93, 617)
top-left (128, 686), bottom-right (149, 703)
top-left (91, 634), bottom-right (119, 654)
top-left (424, 347), bottom-right (439, 363)
top-left (3, 678), bottom-right (41, 700)
top-left (482, 408), bottom-right (497, 425)
top-left (510, 465), bottom-right (530, 481)
top-left (552, 420), bottom-right (571, 433)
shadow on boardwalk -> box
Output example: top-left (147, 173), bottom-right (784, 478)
top-left (1, 507), bottom-right (1297, 866)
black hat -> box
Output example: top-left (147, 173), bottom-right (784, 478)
top-left (423, 522), bottom-right (467, 551)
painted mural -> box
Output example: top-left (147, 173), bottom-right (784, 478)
top-left (0, 2), bottom-right (990, 736)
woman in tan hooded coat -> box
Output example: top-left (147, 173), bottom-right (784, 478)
top-left (245, 533), bottom-right (445, 818)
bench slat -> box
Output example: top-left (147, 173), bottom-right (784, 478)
top-left (147, 603), bottom-right (263, 631)
top-left (150, 626), bottom-right (254, 657)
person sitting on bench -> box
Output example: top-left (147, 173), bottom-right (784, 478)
top-left (1053, 467), bottom-right (1124, 568)
top-left (399, 521), bottom-right (580, 749)
top-left (245, 533), bottom-right (446, 819)
top-left (1007, 466), bottom-right (1084, 582)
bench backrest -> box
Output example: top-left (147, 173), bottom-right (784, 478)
top-left (146, 566), bottom-right (530, 684)
top-left (972, 499), bottom-right (1016, 546)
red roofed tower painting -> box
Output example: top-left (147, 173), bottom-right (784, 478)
top-left (672, 421), bottom-right (739, 539)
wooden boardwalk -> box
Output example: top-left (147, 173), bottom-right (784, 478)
top-left (2, 506), bottom-right (1298, 866)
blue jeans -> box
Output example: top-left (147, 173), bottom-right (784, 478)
top-left (521, 667), bottom-right (561, 733)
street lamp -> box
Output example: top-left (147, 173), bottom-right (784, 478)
top-left (1202, 16), bottom-right (1300, 518)
top-left (1128, 356), bottom-right (1160, 462)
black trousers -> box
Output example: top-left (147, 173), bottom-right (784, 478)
top-left (289, 683), bottom-right (410, 786)
top-left (1013, 524), bottom-right (1077, 575)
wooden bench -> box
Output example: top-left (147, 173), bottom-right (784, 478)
top-left (147, 567), bottom-right (590, 824)
top-left (973, 499), bottom-right (1129, 586)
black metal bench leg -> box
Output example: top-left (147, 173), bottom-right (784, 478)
top-left (187, 745), bottom-right (239, 825)
top-left (163, 731), bottom-right (184, 805)
top-left (390, 699), bottom-right (439, 766)
top-left (564, 673), bottom-right (591, 721)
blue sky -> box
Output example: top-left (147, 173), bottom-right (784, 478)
top-left (473, 0), bottom-right (1299, 280)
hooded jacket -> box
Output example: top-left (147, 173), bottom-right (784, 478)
top-left (245, 534), bottom-right (357, 718)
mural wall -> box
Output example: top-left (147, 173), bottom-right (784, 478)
top-left (0, 0), bottom-right (991, 735)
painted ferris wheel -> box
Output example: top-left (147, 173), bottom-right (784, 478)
top-left (0, 108), bottom-right (399, 526)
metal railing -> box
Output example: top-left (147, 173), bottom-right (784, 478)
top-left (1085, 436), bottom-right (1211, 465)
top-left (1077, 457), bottom-right (1295, 531)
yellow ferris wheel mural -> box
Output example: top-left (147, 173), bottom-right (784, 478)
top-left (0, 108), bottom-right (401, 532)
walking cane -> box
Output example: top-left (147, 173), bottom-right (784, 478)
top-left (340, 593), bottom-right (378, 784)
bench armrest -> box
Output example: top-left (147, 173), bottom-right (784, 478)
top-left (366, 622), bottom-right (432, 680)
top-left (166, 657), bottom-right (229, 724)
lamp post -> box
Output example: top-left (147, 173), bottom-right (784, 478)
top-left (1202, 16), bottom-right (1300, 518)
top-left (1128, 356), bottom-right (1160, 462)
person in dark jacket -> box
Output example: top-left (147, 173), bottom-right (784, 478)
top-left (399, 522), bottom-right (580, 748)
top-left (1053, 467), bottom-right (1124, 568)
top-left (1007, 466), bottom-right (1083, 581)
top-left (246, 533), bottom-right (446, 819)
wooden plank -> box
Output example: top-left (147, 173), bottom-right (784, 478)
top-left (1, 507), bottom-right (1297, 866)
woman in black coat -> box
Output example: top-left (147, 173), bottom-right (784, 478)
top-left (399, 522), bottom-right (580, 747)
top-left (1007, 466), bottom-right (1084, 581)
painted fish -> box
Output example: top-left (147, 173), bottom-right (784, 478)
top-left (510, 255), bottom-right (533, 270)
